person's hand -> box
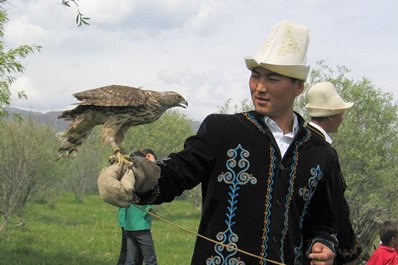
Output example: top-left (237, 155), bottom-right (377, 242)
top-left (97, 164), bottom-right (133, 207)
top-left (97, 158), bottom-right (160, 207)
top-left (131, 156), bottom-right (160, 193)
top-left (308, 242), bottom-right (335, 265)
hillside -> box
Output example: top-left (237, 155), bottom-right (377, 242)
top-left (3, 107), bottom-right (68, 131)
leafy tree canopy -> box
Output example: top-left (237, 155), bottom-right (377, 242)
top-left (0, 4), bottom-right (41, 116)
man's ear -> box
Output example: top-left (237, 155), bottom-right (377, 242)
top-left (294, 80), bottom-right (305, 96)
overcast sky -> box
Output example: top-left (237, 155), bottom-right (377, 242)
top-left (5, 0), bottom-right (398, 121)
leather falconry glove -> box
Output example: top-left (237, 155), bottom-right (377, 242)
top-left (131, 156), bottom-right (160, 193)
top-left (97, 164), bottom-right (134, 208)
top-left (97, 159), bottom-right (159, 207)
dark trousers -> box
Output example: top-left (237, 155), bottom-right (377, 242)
top-left (117, 228), bottom-right (143, 265)
top-left (125, 229), bottom-right (157, 265)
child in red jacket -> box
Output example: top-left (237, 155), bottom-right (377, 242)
top-left (367, 221), bottom-right (398, 265)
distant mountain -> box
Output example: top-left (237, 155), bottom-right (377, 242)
top-left (3, 107), bottom-right (68, 131)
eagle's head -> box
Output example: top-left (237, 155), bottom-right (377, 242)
top-left (158, 91), bottom-right (188, 109)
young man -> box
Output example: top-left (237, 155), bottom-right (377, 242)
top-left (117, 149), bottom-right (158, 265)
top-left (102, 20), bottom-right (342, 264)
top-left (366, 221), bottom-right (398, 265)
top-left (305, 82), bottom-right (362, 264)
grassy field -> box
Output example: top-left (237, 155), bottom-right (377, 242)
top-left (0, 193), bottom-right (201, 265)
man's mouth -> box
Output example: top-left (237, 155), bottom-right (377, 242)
top-left (256, 96), bottom-right (270, 103)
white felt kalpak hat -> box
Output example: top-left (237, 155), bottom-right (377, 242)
top-left (245, 20), bottom-right (310, 81)
top-left (306, 82), bottom-right (354, 117)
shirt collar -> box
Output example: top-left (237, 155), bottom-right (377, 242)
top-left (309, 121), bottom-right (333, 144)
top-left (264, 113), bottom-right (299, 137)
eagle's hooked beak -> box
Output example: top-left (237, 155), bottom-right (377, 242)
top-left (179, 99), bottom-right (188, 108)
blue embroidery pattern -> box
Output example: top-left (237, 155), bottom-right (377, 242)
top-left (293, 165), bottom-right (323, 265)
top-left (243, 112), bottom-right (316, 264)
top-left (279, 132), bottom-right (310, 263)
top-left (260, 146), bottom-right (277, 265)
top-left (242, 112), bottom-right (266, 134)
top-left (206, 144), bottom-right (257, 265)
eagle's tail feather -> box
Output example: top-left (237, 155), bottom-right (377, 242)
top-left (58, 109), bottom-right (76, 121)
top-left (55, 118), bottom-right (94, 160)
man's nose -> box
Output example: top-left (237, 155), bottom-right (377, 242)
top-left (256, 77), bottom-right (267, 92)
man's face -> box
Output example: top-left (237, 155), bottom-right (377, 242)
top-left (249, 67), bottom-right (304, 118)
top-left (145, 153), bottom-right (156, 162)
top-left (392, 236), bottom-right (398, 250)
top-left (327, 113), bottom-right (344, 133)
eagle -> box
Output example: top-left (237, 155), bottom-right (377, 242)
top-left (56, 85), bottom-right (188, 164)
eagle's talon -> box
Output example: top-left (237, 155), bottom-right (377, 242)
top-left (109, 150), bottom-right (133, 167)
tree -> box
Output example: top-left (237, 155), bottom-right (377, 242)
top-left (123, 110), bottom-right (195, 158)
top-left (0, 0), bottom-right (92, 116)
top-left (217, 98), bottom-right (253, 114)
top-left (0, 118), bottom-right (59, 232)
top-left (60, 126), bottom-right (109, 203)
top-left (0, 4), bottom-right (41, 117)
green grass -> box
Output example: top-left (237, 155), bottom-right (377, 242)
top-left (0, 193), bottom-right (201, 265)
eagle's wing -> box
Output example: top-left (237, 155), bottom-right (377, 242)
top-left (74, 85), bottom-right (147, 107)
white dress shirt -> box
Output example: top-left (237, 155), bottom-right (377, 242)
top-left (264, 114), bottom-right (299, 158)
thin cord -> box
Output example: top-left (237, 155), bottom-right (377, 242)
top-left (134, 205), bottom-right (286, 265)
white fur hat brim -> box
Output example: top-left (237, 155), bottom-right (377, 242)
top-left (305, 104), bottom-right (354, 117)
top-left (245, 59), bottom-right (310, 81)
top-left (305, 81), bottom-right (354, 117)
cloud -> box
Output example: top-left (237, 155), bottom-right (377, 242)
top-left (5, 16), bottom-right (48, 45)
top-left (5, 0), bottom-right (398, 122)
top-left (79, 0), bottom-right (201, 34)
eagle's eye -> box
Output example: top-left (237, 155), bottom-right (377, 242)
top-left (175, 95), bottom-right (181, 101)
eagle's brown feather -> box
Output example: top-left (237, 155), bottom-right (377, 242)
top-left (74, 85), bottom-right (147, 107)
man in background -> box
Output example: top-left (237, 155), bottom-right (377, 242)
top-left (306, 81), bottom-right (362, 264)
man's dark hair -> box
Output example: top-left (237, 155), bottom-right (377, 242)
top-left (380, 220), bottom-right (398, 246)
top-left (130, 148), bottom-right (157, 160)
top-left (310, 116), bottom-right (329, 122)
top-left (141, 148), bottom-right (157, 160)
top-left (131, 150), bottom-right (145, 158)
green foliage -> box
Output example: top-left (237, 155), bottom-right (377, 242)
top-left (0, 5), bottom-right (41, 116)
top-left (0, 117), bottom-right (61, 231)
top-left (122, 110), bottom-right (194, 158)
top-left (62, 0), bottom-right (90, 27)
top-left (0, 193), bottom-right (200, 264)
top-left (217, 97), bottom-right (253, 114)
top-left (56, 125), bottom-right (112, 203)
